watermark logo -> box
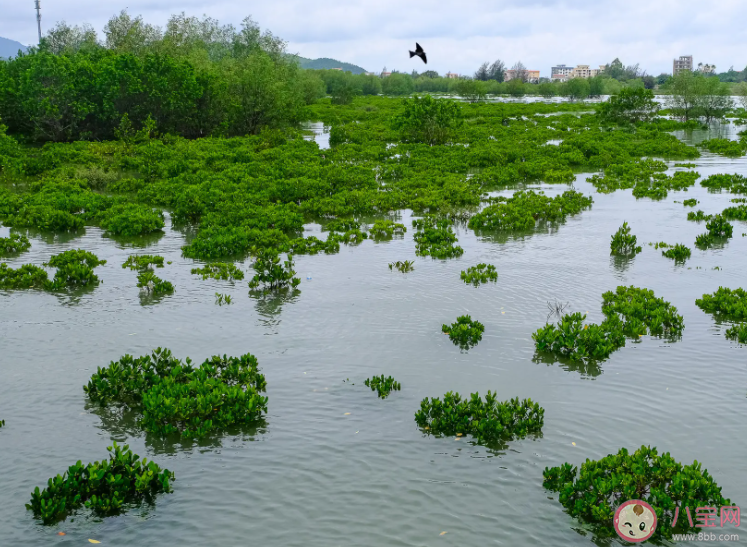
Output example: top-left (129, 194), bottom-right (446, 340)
top-left (614, 500), bottom-right (657, 543)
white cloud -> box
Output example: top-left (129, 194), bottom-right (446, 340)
top-left (2, 0), bottom-right (746, 76)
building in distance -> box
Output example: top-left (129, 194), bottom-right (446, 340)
top-left (673, 55), bottom-right (693, 74)
top-left (445, 72), bottom-right (459, 79)
top-left (504, 69), bottom-right (540, 83)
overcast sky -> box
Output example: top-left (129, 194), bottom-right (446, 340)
top-left (2, 0), bottom-right (747, 76)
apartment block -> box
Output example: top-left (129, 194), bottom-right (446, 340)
top-left (673, 56), bottom-right (693, 74)
top-left (504, 69), bottom-right (540, 83)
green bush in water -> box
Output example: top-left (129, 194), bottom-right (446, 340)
top-left (369, 219), bottom-right (406, 240)
top-left (460, 263), bottom-right (497, 285)
top-left (0, 233), bottom-right (31, 255)
top-left (468, 190), bottom-right (592, 231)
top-left (284, 235), bottom-right (340, 255)
top-left (696, 287), bottom-right (747, 321)
top-left (215, 292), bottom-right (233, 305)
top-left (137, 271), bottom-right (174, 295)
top-left (45, 249), bottom-right (106, 290)
top-left (700, 173), bottom-right (747, 192)
top-left (2, 205), bottom-right (85, 232)
top-left (0, 419), bottom-right (5, 428)
top-left (706, 214), bottom-right (733, 238)
top-left (248, 248), bottom-right (300, 290)
top-left (542, 445), bottom-right (732, 541)
top-left (26, 442), bottom-right (173, 525)
top-left (122, 255), bottom-right (165, 271)
top-left (84, 347), bottom-right (268, 439)
top-left (698, 138), bottom-right (747, 157)
top-left (661, 243), bottom-right (691, 262)
top-left (412, 216), bottom-right (464, 258)
top-left (533, 286), bottom-right (684, 363)
top-left (687, 210), bottom-right (711, 222)
top-left (725, 323), bottom-right (747, 343)
top-left (364, 375), bottom-right (401, 399)
top-left (99, 203), bottom-right (165, 236)
top-left (391, 95), bottom-right (464, 145)
top-left (442, 315), bottom-right (485, 349)
top-left (682, 198), bottom-right (698, 207)
top-left (609, 222), bottom-right (641, 256)
top-left (587, 159), bottom-right (699, 200)
top-left (388, 260), bottom-right (414, 273)
top-left (191, 262), bottom-right (244, 281)
top-left (695, 232), bottom-right (714, 248)
top-left (721, 204), bottom-right (747, 221)
top-left (415, 392), bottom-right (544, 445)
top-left (0, 263), bottom-right (49, 289)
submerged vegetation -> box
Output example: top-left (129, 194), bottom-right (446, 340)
top-left (27, 442), bottom-right (173, 525)
top-left (388, 260), bottom-right (414, 273)
top-left (609, 222), bottom-right (641, 256)
top-left (661, 243), bottom-right (691, 262)
top-left (122, 254), bottom-right (173, 295)
top-left (191, 262), bottom-right (244, 281)
top-left (84, 347), bottom-right (268, 439)
top-left (460, 263), bottom-right (498, 285)
top-left (543, 445), bottom-right (731, 541)
top-left (0, 233), bottom-right (30, 255)
top-left (695, 287), bottom-right (747, 321)
top-left (248, 248), bottom-right (300, 290)
top-left (369, 220), bottom-right (406, 240)
top-left (412, 216), bottom-right (463, 258)
top-left (364, 375), bottom-right (401, 399)
top-left (415, 392), bottom-right (544, 445)
top-left (442, 315), bottom-right (485, 349)
top-left (725, 323), bottom-right (747, 344)
top-left (533, 286), bottom-right (684, 363)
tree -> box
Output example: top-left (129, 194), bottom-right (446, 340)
top-left (598, 88), bottom-right (660, 124)
top-left (642, 75), bottom-right (656, 89)
top-left (506, 78), bottom-right (525, 97)
top-left (511, 61), bottom-right (529, 83)
top-left (392, 95), bottom-right (463, 145)
top-left (736, 82), bottom-right (747, 110)
top-left (589, 76), bottom-right (604, 97)
top-left (666, 70), bottom-right (700, 121)
top-left (656, 73), bottom-right (671, 86)
top-left (103, 10), bottom-right (163, 53)
top-left (696, 76), bottom-right (734, 122)
top-left (537, 82), bottom-right (555, 98)
top-left (565, 78), bottom-right (590, 100)
top-left (421, 70), bottom-right (439, 79)
top-left (453, 79), bottom-right (486, 102)
top-left (360, 74), bottom-right (382, 96)
top-left (474, 62), bottom-right (490, 81)
top-left (488, 60), bottom-right (506, 82)
top-left (381, 72), bottom-right (414, 96)
top-left (42, 22), bottom-right (100, 55)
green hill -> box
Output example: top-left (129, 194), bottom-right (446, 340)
top-left (0, 36), bottom-right (29, 59)
top-left (290, 55), bottom-right (367, 74)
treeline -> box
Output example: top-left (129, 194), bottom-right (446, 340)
top-left (0, 11), bottom-right (327, 142)
top-left (663, 71), bottom-right (747, 122)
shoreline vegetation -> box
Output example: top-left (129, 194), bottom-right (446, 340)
top-left (1, 9), bottom-right (743, 538)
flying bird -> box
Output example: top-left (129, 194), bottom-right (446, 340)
top-left (409, 43), bottom-right (427, 64)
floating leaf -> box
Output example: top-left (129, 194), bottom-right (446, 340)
top-left (440, 531), bottom-right (448, 536)
top-left (89, 540), bottom-right (101, 544)
top-left (344, 412), bottom-right (351, 415)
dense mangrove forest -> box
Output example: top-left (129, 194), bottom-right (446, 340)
top-left (1, 10), bottom-right (746, 547)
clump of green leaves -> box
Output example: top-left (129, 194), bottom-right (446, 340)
top-left (284, 235), bottom-right (340, 255)
top-left (542, 445), bottom-right (732, 541)
top-left (687, 209), bottom-right (711, 222)
top-left (698, 138), bottom-right (747, 157)
top-left (0, 263), bottom-right (50, 289)
top-left (0, 233), bottom-right (31, 255)
top-left (695, 287), bottom-right (747, 321)
top-left (413, 216), bottom-right (464, 258)
top-left (364, 375), bottom-right (401, 399)
top-left (122, 255), bottom-right (165, 271)
top-left (191, 262), bottom-right (244, 281)
top-left (248, 248), bottom-right (300, 290)
top-left (725, 323), bottom-right (747, 343)
top-left (587, 159), bottom-right (699, 200)
top-left (122, 254), bottom-right (173, 295)
top-left (392, 95), bottom-right (464, 145)
top-left (721, 204), bottom-right (747, 221)
top-left (610, 222), bottom-right (641, 256)
top-left (469, 190), bottom-right (592, 231)
top-left (0, 419), bottom-right (5, 428)
top-left (682, 198), bottom-right (698, 207)
top-left (695, 233), bottom-right (714, 248)
top-left (533, 286), bottom-right (684, 364)
top-left (442, 315), bottom-right (485, 349)
top-left (662, 243), bottom-right (691, 262)
top-left (369, 220), bottom-right (406, 240)
top-left (460, 263), bottom-right (497, 285)
top-left (701, 173), bottom-right (747, 191)
top-left (45, 249), bottom-right (107, 290)
top-left (706, 214), bottom-right (733, 238)
top-left (84, 347), bottom-right (268, 439)
top-left (415, 392), bottom-right (544, 445)
top-left (26, 442), bottom-right (174, 525)
top-left (215, 292), bottom-right (232, 305)
top-left (99, 203), bottom-right (165, 236)
top-left (388, 260), bottom-right (414, 273)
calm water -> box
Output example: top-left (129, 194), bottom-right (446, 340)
top-left (1, 122), bottom-right (746, 546)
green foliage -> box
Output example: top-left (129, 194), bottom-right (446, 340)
top-left (26, 442), bottom-right (173, 525)
top-left (442, 315), bottom-right (485, 349)
top-left (388, 260), bottom-right (414, 273)
top-left (84, 347), bottom-right (268, 439)
top-left (533, 287), bottom-right (684, 363)
top-left (699, 138), bottom-right (747, 157)
top-left (0, 233), bottom-right (31, 255)
top-left (122, 254), bottom-right (164, 271)
top-left (45, 249), bottom-right (107, 290)
top-left (136, 271), bottom-right (174, 295)
top-left (696, 287), bottom-right (747, 321)
top-left (598, 87), bottom-right (660, 124)
top-left (725, 323), bottom-right (747, 344)
top-left (99, 203), bottom-right (165, 236)
top-left (705, 214), bottom-right (733, 238)
top-left (191, 262), bottom-right (244, 281)
top-left (2, 205), bottom-right (85, 232)
top-left (0, 419), bottom-right (4, 428)
top-left (415, 392), bottom-right (544, 445)
top-left (0, 263), bottom-right (50, 289)
top-left (392, 95), bottom-right (463, 145)
top-left (381, 73), bottom-right (415, 96)
top-left (412, 216), bottom-right (463, 258)
top-left (364, 375), bottom-right (401, 399)
top-left (587, 160), bottom-right (699, 200)
top-left (682, 198), bottom-right (698, 207)
top-left (609, 222), bottom-right (641, 256)
top-left (700, 173), bottom-right (747, 192)
top-left (215, 292), bottom-right (233, 305)
top-left (460, 263), bottom-right (497, 285)
top-left (721, 204), bottom-right (747, 221)
top-left (469, 190), bottom-right (593, 231)
top-left (369, 219), bottom-right (406, 240)
top-left (543, 445), bottom-right (731, 540)
top-left (248, 248), bottom-right (300, 290)
top-left (687, 210), bottom-right (711, 222)
top-left (695, 233), bottom-right (714, 248)
top-left (662, 244), bottom-right (691, 262)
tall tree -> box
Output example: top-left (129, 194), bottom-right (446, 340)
top-left (42, 22), bottom-right (100, 55)
top-left (511, 61), bottom-right (528, 83)
top-left (474, 62), bottom-right (490, 81)
top-left (488, 60), bottom-right (506, 82)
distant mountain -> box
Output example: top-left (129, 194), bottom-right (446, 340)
top-left (0, 36), bottom-right (29, 59)
top-left (290, 55), bottom-right (367, 74)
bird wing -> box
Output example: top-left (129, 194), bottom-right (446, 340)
top-left (421, 52), bottom-right (427, 64)
top-left (415, 42), bottom-right (424, 53)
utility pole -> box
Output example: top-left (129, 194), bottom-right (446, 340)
top-left (35, 0), bottom-right (42, 44)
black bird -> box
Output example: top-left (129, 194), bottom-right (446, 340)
top-left (409, 42), bottom-right (427, 64)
